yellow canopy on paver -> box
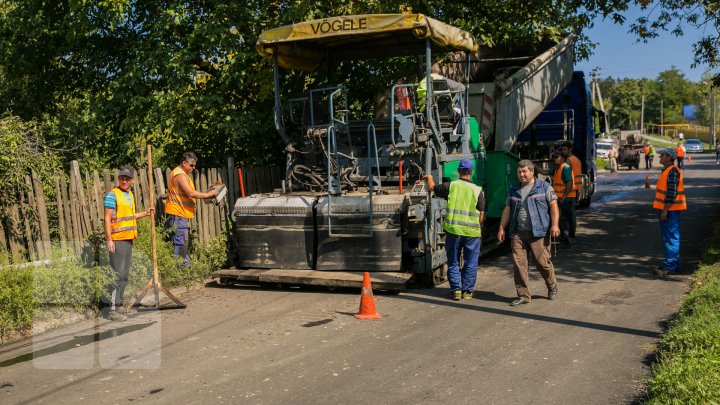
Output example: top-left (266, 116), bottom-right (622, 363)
top-left (256, 14), bottom-right (477, 71)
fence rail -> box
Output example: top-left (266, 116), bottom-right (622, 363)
top-left (0, 159), bottom-right (282, 264)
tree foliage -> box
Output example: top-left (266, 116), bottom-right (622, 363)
top-left (0, 1), bottom-right (714, 171)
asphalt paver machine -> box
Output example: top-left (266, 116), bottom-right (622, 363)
top-left (212, 14), bottom-right (482, 289)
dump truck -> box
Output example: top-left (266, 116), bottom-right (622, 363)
top-left (212, 14), bottom-right (582, 289)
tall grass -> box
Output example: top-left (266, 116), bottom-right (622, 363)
top-left (645, 223), bottom-right (720, 403)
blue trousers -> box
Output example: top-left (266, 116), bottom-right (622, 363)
top-left (659, 210), bottom-right (681, 272)
top-left (167, 215), bottom-right (191, 263)
top-left (446, 233), bottom-right (481, 292)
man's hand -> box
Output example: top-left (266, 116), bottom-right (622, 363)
top-left (660, 210), bottom-right (668, 221)
top-left (424, 175), bottom-right (435, 190)
top-left (106, 239), bottom-right (115, 253)
top-left (209, 187), bottom-right (220, 197)
top-left (550, 225), bottom-right (561, 238)
top-left (497, 227), bottom-right (505, 243)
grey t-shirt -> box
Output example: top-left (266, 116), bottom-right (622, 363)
top-left (506, 181), bottom-right (557, 231)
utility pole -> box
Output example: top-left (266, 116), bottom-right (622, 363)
top-left (640, 95), bottom-right (645, 135)
top-left (660, 99), bottom-right (664, 138)
top-left (711, 84), bottom-right (716, 147)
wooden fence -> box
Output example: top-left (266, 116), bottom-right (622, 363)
top-left (0, 159), bottom-right (282, 264)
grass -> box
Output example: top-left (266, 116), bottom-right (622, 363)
top-left (644, 221), bottom-right (720, 403)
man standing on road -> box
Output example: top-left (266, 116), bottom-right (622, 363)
top-left (165, 152), bottom-right (219, 263)
top-left (653, 148), bottom-right (687, 277)
top-left (426, 158), bottom-right (485, 300)
top-left (643, 144), bottom-right (656, 169)
top-left (675, 142), bottom-right (686, 170)
top-left (608, 146), bottom-right (618, 173)
top-left (550, 151), bottom-right (575, 248)
top-left (103, 166), bottom-right (154, 321)
top-left (715, 141), bottom-right (720, 164)
top-left (561, 141), bottom-right (581, 241)
top-left (497, 160), bottom-right (560, 306)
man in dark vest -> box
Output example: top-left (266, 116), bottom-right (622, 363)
top-left (497, 160), bottom-right (560, 306)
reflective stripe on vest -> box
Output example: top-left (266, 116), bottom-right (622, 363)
top-left (552, 162), bottom-right (576, 198)
top-left (165, 166), bottom-right (196, 218)
top-left (567, 155), bottom-right (583, 191)
top-left (443, 180), bottom-right (482, 237)
top-left (653, 166), bottom-right (687, 211)
top-left (110, 188), bottom-right (137, 240)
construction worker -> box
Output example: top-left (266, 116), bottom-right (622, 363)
top-left (165, 152), bottom-right (219, 263)
top-left (550, 150), bottom-right (575, 248)
top-left (425, 158), bottom-right (485, 300)
top-left (560, 141), bottom-right (581, 241)
top-left (647, 144), bottom-right (655, 169)
top-left (675, 142), bottom-right (686, 170)
top-left (416, 63), bottom-right (465, 111)
top-left (643, 144), bottom-right (651, 169)
top-left (653, 148), bottom-right (687, 276)
top-left (497, 160), bottom-right (560, 306)
top-left (103, 166), bottom-right (154, 321)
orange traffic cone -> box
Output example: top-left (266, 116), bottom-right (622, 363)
top-left (355, 272), bottom-right (382, 319)
top-left (645, 176), bottom-right (650, 189)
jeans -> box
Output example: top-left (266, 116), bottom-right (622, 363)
top-left (167, 215), bottom-right (191, 263)
top-left (445, 233), bottom-right (481, 292)
top-left (677, 157), bottom-right (684, 170)
top-left (659, 210), bottom-right (681, 272)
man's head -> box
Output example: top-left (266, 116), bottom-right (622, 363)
top-left (180, 152), bottom-right (198, 173)
top-left (560, 141), bottom-right (573, 157)
top-left (458, 158), bottom-right (473, 177)
top-left (117, 165), bottom-right (135, 191)
top-left (430, 63), bottom-right (441, 74)
top-left (552, 149), bottom-right (565, 165)
top-left (516, 159), bottom-right (535, 185)
top-left (658, 148), bottom-right (676, 165)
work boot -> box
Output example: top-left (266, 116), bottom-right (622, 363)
top-left (510, 298), bottom-right (530, 307)
top-left (548, 287), bottom-right (558, 300)
top-left (453, 291), bottom-right (462, 301)
top-left (462, 291), bottom-right (473, 300)
top-left (116, 306), bottom-right (137, 316)
top-left (105, 310), bottom-right (127, 322)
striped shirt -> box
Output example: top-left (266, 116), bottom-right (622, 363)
top-left (104, 190), bottom-right (133, 217)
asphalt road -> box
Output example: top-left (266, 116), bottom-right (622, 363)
top-left (2, 154), bottom-right (720, 404)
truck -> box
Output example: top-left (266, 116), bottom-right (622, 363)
top-left (212, 13), bottom-right (597, 290)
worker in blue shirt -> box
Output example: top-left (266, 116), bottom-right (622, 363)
top-left (425, 159), bottom-right (486, 300)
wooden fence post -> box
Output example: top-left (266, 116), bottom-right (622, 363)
top-left (55, 176), bottom-right (67, 249)
top-left (31, 171), bottom-right (51, 259)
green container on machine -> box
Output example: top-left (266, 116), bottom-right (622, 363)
top-left (484, 151), bottom-right (519, 218)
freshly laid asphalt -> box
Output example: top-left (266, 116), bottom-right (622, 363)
top-left (2, 154), bottom-right (719, 404)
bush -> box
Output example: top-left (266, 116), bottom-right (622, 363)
top-left (0, 246), bottom-right (115, 342)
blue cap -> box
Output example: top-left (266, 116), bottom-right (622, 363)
top-left (458, 158), bottom-right (474, 171)
top-left (658, 148), bottom-right (677, 159)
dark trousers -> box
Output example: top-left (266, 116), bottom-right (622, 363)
top-left (108, 240), bottom-right (133, 309)
top-left (677, 157), bottom-right (684, 170)
top-left (559, 198), bottom-right (575, 243)
top-left (645, 155), bottom-right (652, 169)
top-left (511, 231), bottom-right (557, 300)
top-left (567, 198), bottom-right (577, 238)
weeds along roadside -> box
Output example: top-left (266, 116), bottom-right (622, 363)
top-left (644, 220), bottom-right (720, 403)
top-left (0, 218), bottom-right (228, 343)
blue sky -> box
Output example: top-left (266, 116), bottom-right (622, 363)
top-left (575, 7), bottom-right (709, 83)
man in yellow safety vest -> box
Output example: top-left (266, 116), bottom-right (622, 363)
top-left (103, 166), bottom-right (154, 321)
top-left (425, 158), bottom-right (485, 300)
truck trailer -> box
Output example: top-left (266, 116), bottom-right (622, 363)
top-left (212, 13), bottom-right (595, 289)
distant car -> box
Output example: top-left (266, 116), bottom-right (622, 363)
top-left (684, 139), bottom-right (704, 153)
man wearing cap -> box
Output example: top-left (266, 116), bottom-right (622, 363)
top-left (654, 148), bottom-right (687, 276)
top-left (560, 141), bottom-right (582, 241)
top-left (165, 152), bottom-right (219, 263)
top-left (103, 166), bottom-right (154, 321)
top-left (425, 158), bottom-right (486, 300)
top-left (497, 160), bottom-right (560, 306)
